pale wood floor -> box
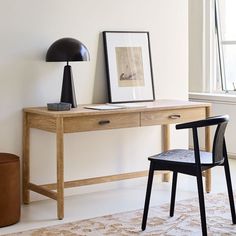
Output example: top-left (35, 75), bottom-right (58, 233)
top-left (1, 159), bottom-right (236, 235)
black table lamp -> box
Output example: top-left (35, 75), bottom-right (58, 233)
top-left (46, 38), bottom-right (89, 108)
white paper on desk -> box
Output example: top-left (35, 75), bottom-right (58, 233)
top-left (83, 105), bottom-right (125, 110)
top-left (107, 103), bottom-right (146, 108)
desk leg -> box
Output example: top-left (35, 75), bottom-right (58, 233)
top-left (205, 106), bottom-right (211, 193)
top-left (23, 112), bottom-right (30, 204)
top-left (56, 117), bottom-right (64, 220)
top-left (162, 124), bottom-right (170, 182)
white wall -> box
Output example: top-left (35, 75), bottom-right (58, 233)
top-left (189, 0), bottom-right (204, 92)
top-left (0, 0), bottom-right (188, 200)
top-left (189, 0), bottom-right (214, 93)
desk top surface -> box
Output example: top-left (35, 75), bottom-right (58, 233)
top-left (23, 100), bottom-right (211, 117)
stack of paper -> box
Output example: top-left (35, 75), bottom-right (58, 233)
top-left (84, 103), bottom-right (146, 110)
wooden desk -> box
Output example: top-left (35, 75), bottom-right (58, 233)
top-left (22, 100), bottom-right (211, 219)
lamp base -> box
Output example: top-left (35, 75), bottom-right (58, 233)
top-left (60, 65), bottom-right (77, 108)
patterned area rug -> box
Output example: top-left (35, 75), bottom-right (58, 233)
top-left (5, 193), bottom-right (236, 235)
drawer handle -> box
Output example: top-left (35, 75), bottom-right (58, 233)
top-left (169, 114), bottom-right (181, 119)
top-left (98, 120), bottom-right (110, 125)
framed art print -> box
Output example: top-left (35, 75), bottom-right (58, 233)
top-left (103, 31), bottom-right (155, 103)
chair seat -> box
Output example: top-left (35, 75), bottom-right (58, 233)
top-left (149, 149), bottom-right (214, 165)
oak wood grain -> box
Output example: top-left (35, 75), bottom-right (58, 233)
top-left (64, 113), bottom-right (140, 133)
top-left (28, 183), bottom-right (57, 200)
top-left (141, 107), bottom-right (206, 126)
top-left (22, 100), bottom-right (212, 220)
top-left (23, 112), bottom-right (30, 204)
top-left (56, 117), bottom-right (64, 220)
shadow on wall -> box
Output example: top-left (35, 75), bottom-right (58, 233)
top-left (92, 33), bottom-right (108, 104)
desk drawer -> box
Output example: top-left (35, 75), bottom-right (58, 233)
top-left (64, 113), bottom-right (140, 132)
top-left (141, 107), bottom-right (206, 126)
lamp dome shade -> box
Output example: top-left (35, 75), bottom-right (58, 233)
top-left (46, 38), bottom-right (90, 62)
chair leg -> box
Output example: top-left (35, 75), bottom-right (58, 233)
top-left (224, 158), bottom-right (236, 224)
top-left (142, 162), bottom-right (155, 231)
top-left (196, 171), bottom-right (207, 236)
top-left (170, 171), bottom-right (178, 217)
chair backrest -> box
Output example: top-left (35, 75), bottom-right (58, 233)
top-left (176, 115), bottom-right (229, 164)
top-left (193, 115), bottom-right (229, 164)
top-left (211, 116), bottom-right (229, 163)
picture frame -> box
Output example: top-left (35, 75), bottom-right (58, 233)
top-left (103, 31), bottom-right (155, 103)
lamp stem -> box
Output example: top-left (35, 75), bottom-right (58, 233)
top-left (60, 64), bottom-right (77, 108)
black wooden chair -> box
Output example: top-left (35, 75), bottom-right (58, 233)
top-left (141, 115), bottom-right (236, 236)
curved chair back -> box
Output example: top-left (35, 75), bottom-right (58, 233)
top-left (176, 114), bottom-right (229, 164)
top-left (212, 116), bottom-right (229, 164)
